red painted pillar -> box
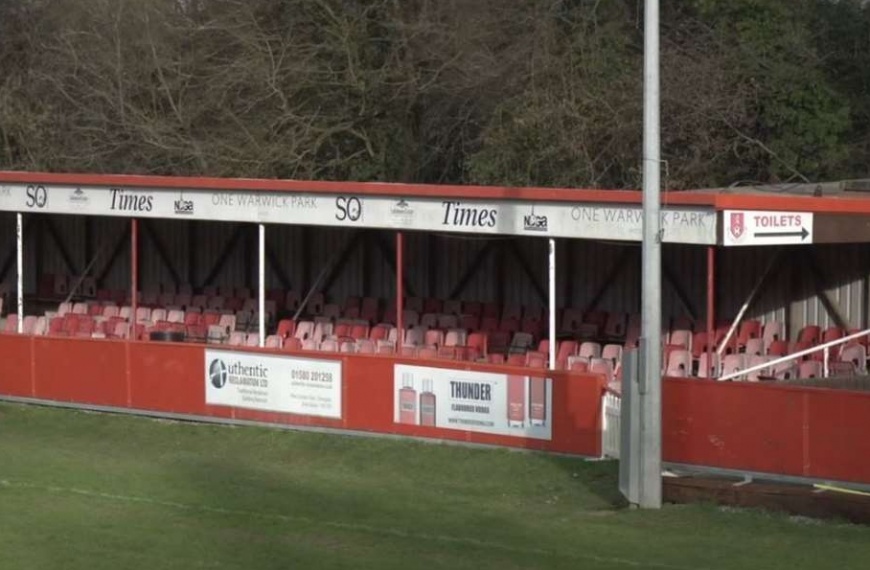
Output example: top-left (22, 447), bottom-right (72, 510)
top-left (706, 246), bottom-right (715, 376)
top-left (131, 218), bottom-right (139, 341)
top-left (396, 232), bottom-right (404, 347)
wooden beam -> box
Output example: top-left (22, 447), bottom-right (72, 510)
top-left (583, 246), bottom-right (636, 314)
top-left (199, 224), bottom-right (245, 288)
top-left (321, 230), bottom-right (364, 296)
top-left (447, 241), bottom-right (498, 300)
top-left (141, 220), bottom-right (181, 288)
top-left (187, 221), bottom-right (196, 287)
top-left (506, 238), bottom-right (547, 305)
top-left (96, 224), bottom-right (131, 288)
top-left (265, 241), bottom-right (292, 291)
top-left (373, 233), bottom-right (416, 298)
top-left (0, 218), bottom-right (31, 283)
top-left (428, 234), bottom-right (438, 298)
top-left (663, 255), bottom-right (698, 322)
top-left (44, 217), bottom-right (80, 275)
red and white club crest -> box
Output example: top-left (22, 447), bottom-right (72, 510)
top-left (729, 212), bottom-right (745, 240)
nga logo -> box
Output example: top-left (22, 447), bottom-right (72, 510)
top-left (174, 197), bottom-right (194, 215)
top-left (209, 359), bottom-right (228, 389)
top-left (523, 208), bottom-right (548, 232)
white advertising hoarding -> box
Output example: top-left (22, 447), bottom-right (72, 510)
top-left (393, 364), bottom-right (552, 440)
top-left (723, 209), bottom-right (814, 246)
top-left (0, 182), bottom-right (717, 244)
top-left (205, 349), bottom-right (342, 419)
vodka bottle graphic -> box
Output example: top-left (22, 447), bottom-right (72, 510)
top-left (529, 376), bottom-right (547, 426)
top-left (507, 374), bottom-right (526, 428)
top-left (419, 378), bottom-right (436, 427)
top-left (398, 373), bottom-right (418, 425)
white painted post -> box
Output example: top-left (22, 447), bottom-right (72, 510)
top-left (823, 346), bottom-right (829, 378)
top-left (16, 213), bottom-right (23, 333)
top-left (258, 223), bottom-right (265, 347)
top-left (548, 239), bottom-right (557, 369)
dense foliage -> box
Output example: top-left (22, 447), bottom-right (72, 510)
top-left (1, 0), bottom-right (868, 189)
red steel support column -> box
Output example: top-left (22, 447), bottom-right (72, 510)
top-left (396, 232), bottom-right (404, 347)
top-left (706, 246), bottom-right (715, 377)
top-left (131, 218), bottom-right (139, 341)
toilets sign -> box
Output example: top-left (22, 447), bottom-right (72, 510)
top-left (723, 210), bottom-right (813, 246)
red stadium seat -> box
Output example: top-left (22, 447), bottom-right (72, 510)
top-left (604, 312), bottom-right (627, 339)
top-left (665, 349), bottom-right (692, 377)
top-left (463, 301), bottom-right (482, 317)
top-left (744, 337), bottom-right (764, 357)
top-left (487, 353), bottom-right (505, 364)
top-left (443, 300), bottom-right (462, 316)
top-left (798, 360), bottom-right (822, 378)
top-left (669, 329), bottom-right (692, 350)
top-left (480, 316), bottom-right (499, 332)
top-left (506, 353), bottom-right (525, 366)
top-left (437, 346), bottom-right (458, 360)
top-left (589, 358), bottom-right (614, 382)
top-left (601, 344), bottom-right (622, 367)
top-left (767, 339), bottom-right (788, 357)
top-left (525, 351), bottom-right (547, 368)
top-left (418, 347), bottom-right (438, 359)
top-left (568, 356), bottom-right (588, 373)
top-left (697, 353), bottom-right (720, 378)
top-left (482, 302), bottom-right (500, 319)
top-left (578, 341), bottom-right (601, 360)
top-left (736, 319), bottom-right (762, 349)
top-left (797, 325), bottom-right (821, 345)
top-left (424, 329), bottom-right (444, 348)
top-left (721, 354), bottom-right (746, 377)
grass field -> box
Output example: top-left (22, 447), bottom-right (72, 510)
top-left (1, 402), bottom-right (869, 569)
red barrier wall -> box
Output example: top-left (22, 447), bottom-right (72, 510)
top-left (33, 337), bottom-right (128, 407)
top-left (0, 334), bottom-right (33, 397)
top-left (5, 335), bottom-right (870, 482)
top-left (0, 336), bottom-right (605, 456)
top-left (663, 378), bottom-right (870, 484)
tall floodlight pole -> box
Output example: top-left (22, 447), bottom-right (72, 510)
top-left (639, 0), bottom-right (662, 509)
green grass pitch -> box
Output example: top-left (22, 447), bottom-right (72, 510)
top-left (0, 402), bottom-right (868, 569)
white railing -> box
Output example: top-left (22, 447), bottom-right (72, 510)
top-left (719, 327), bottom-right (870, 382)
top-left (601, 386), bottom-right (621, 459)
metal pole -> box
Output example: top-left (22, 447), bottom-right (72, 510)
top-left (706, 246), bottom-right (715, 378)
top-left (258, 223), bottom-right (266, 347)
top-left (640, 0), bottom-right (662, 509)
top-left (548, 239), bottom-right (556, 369)
top-left (396, 232), bottom-right (404, 347)
top-left (16, 213), bottom-right (23, 333)
top-left (130, 219), bottom-right (138, 340)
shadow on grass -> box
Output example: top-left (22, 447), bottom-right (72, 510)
top-left (545, 454), bottom-right (628, 510)
top-left (159, 425), bottom-right (629, 569)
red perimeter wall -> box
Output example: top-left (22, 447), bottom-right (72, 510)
top-left (3, 334), bottom-right (870, 483)
top-left (663, 378), bottom-right (870, 484)
top-left (0, 336), bottom-right (605, 456)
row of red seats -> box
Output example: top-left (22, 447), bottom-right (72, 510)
top-left (667, 320), bottom-right (870, 359)
top-left (262, 334), bottom-right (618, 378)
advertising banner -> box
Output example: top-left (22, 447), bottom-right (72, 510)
top-left (205, 349), bottom-right (342, 418)
top-left (0, 182), bottom-right (717, 244)
top-left (393, 364), bottom-right (552, 440)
